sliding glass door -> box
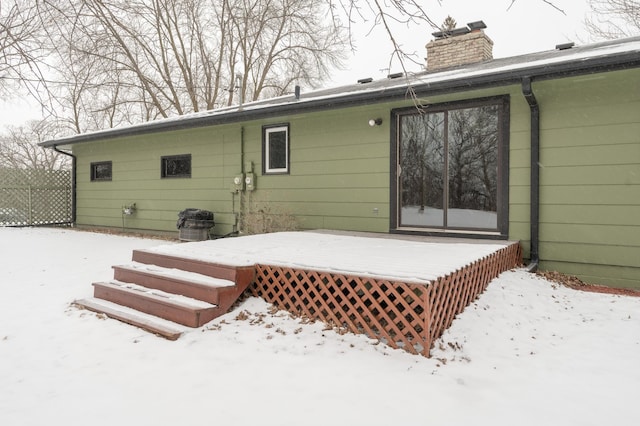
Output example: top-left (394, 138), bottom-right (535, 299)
top-left (395, 97), bottom-right (508, 234)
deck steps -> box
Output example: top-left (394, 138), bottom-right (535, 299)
top-left (93, 280), bottom-right (220, 327)
top-left (113, 262), bottom-right (234, 305)
top-left (79, 247), bottom-right (256, 338)
top-left (74, 298), bottom-right (186, 340)
top-left (132, 249), bottom-right (254, 284)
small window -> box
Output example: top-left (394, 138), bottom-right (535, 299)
top-left (161, 154), bottom-right (191, 178)
top-left (262, 124), bottom-right (289, 174)
top-left (90, 161), bottom-right (112, 181)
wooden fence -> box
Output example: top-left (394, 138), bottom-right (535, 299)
top-left (0, 168), bottom-right (72, 226)
top-left (252, 242), bottom-right (522, 356)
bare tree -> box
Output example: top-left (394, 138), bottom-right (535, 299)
top-left (0, 120), bottom-right (71, 170)
top-left (585, 0), bottom-right (640, 39)
top-left (225, 0), bottom-right (346, 104)
top-left (328, 0), bottom-right (440, 74)
top-left (447, 107), bottom-right (498, 213)
top-left (37, 0), bottom-right (157, 133)
top-left (400, 112), bottom-right (445, 212)
top-left (1, 0), bottom-right (568, 135)
top-left (0, 1), bottom-right (49, 107)
top-left (31, 0), bottom-right (347, 130)
top-left (329, 0), bottom-right (566, 85)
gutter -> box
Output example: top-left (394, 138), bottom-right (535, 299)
top-left (521, 77), bottom-right (540, 272)
top-left (53, 145), bottom-right (77, 224)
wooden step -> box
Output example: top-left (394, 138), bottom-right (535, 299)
top-left (74, 297), bottom-right (186, 340)
top-left (132, 249), bottom-right (255, 287)
top-left (78, 248), bottom-right (258, 339)
top-left (112, 262), bottom-right (234, 304)
top-left (93, 281), bottom-right (221, 327)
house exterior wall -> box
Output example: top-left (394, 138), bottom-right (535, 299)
top-left (246, 104), bottom-right (392, 232)
top-left (72, 104), bottom-right (401, 236)
top-left (73, 124), bottom-right (240, 233)
top-left (532, 68), bottom-right (640, 289)
top-left (73, 87), bottom-right (527, 238)
top-left (71, 67), bottom-right (639, 288)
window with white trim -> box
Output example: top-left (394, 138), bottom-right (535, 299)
top-left (262, 124), bottom-right (289, 174)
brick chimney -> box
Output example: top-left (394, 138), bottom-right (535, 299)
top-left (426, 21), bottom-right (493, 71)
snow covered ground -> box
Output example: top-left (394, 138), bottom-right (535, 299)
top-left (1, 227), bottom-right (638, 426)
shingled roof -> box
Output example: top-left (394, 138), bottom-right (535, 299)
top-left (41, 36), bottom-right (640, 148)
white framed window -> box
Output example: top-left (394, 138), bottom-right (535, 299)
top-left (262, 124), bottom-right (289, 174)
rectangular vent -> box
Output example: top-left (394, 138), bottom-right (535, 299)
top-left (556, 42), bottom-right (575, 50)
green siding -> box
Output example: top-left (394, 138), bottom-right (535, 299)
top-left (505, 92), bottom-right (534, 255)
top-left (245, 105), bottom-right (393, 234)
top-left (71, 67), bottom-right (640, 288)
top-left (533, 68), bottom-right (640, 288)
top-left (74, 125), bottom-right (239, 233)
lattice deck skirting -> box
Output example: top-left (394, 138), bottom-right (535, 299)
top-left (252, 241), bottom-right (522, 356)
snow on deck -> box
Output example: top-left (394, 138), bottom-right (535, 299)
top-left (145, 231), bottom-right (512, 284)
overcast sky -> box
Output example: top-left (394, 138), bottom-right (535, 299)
top-left (0, 0), bottom-right (594, 129)
top-left (330, 0), bottom-right (593, 86)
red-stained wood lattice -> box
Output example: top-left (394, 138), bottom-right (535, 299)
top-left (251, 242), bottom-right (522, 356)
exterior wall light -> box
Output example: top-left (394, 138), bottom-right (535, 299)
top-left (122, 203), bottom-right (137, 215)
top-left (368, 118), bottom-right (383, 127)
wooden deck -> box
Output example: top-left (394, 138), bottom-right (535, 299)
top-left (252, 239), bottom-right (522, 356)
top-left (75, 231), bottom-right (522, 356)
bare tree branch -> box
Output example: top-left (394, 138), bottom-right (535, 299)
top-left (0, 120), bottom-right (71, 170)
top-left (1, 0), bottom-right (577, 138)
top-left (585, 0), bottom-right (640, 39)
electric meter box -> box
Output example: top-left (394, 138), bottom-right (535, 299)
top-left (245, 173), bottom-right (256, 191)
top-left (230, 174), bottom-right (245, 192)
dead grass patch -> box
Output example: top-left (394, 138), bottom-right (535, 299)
top-left (537, 270), bottom-right (640, 297)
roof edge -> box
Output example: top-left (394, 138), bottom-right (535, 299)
top-left (40, 38), bottom-right (640, 148)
